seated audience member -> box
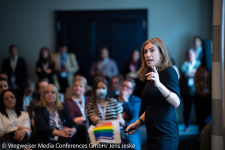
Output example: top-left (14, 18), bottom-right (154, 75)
top-left (116, 78), bottom-right (141, 150)
top-left (28, 79), bottom-right (48, 128)
top-left (0, 77), bottom-right (9, 95)
top-left (33, 84), bottom-right (77, 148)
top-left (0, 71), bottom-right (8, 80)
top-left (21, 80), bottom-right (35, 112)
top-left (36, 47), bottom-right (55, 84)
top-left (65, 76), bottom-right (91, 144)
top-left (108, 75), bottom-right (123, 98)
top-left (0, 90), bottom-right (31, 150)
top-left (2, 44), bottom-right (27, 90)
top-left (180, 49), bottom-right (200, 131)
top-left (87, 77), bottom-right (125, 149)
top-left (87, 76), bottom-right (125, 126)
top-left (123, 50), bottom-right (141, 79)
top-left (52, 43), bottom-right (79, 93)
top-left (64, 74), bottom-right (92, 100)
top-left (90, 47), bottom-right (119, 81)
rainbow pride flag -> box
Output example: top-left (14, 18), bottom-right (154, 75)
top-left (88, 120), bottom-right (121, 144)
top-left (93, 123), bottom-right (114, 141)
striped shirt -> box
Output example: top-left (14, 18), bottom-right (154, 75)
top-left (87, 98), bottom-right (123, 120)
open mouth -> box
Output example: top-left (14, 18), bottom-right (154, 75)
top-left (147, 59), bottom-right (153, 63)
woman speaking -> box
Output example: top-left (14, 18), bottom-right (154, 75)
top-left (126, 38), bottom-right (181, 150)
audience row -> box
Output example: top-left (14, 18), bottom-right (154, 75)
top-left (0, 75), bottom-right (142, 150)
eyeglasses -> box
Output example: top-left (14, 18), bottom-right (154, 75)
top-left (121, 85), bottom-right (132, 89)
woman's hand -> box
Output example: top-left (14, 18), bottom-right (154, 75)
top-left (53, 128), bottom-right (70, 138)
top-left (13, 129), bottom-right (27, 141)
top-left (68, 128), bottom-right (76, 137)
top-left (145, 67), bottom-right (161, 87)
top-left (119, 91), bottom-right (129, 102)
top-left (17, 126), bottom-right (32, 133)
top-left (125, 121), bottom-right (141, 135)
top-left (74, 117), bottom-right (85, 125)
top-left (57, 127), bottom-right (76, 138)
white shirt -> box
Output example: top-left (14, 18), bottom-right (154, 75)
top-left (0, 109), bottom-right (31, 137)
top-left (10, 55), bottom-right (18, 72)
top-left (10, 55), bottom-right (19, 89)
top-left (73, 96), bottom-right (86, 119)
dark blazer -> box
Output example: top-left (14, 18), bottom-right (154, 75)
top-left (2, 57), bottom-right (27, 88)
top-left (65, 96), bottom-right (91, 119)
top-left (116, 94), bottom-right (141, 126)
top-left (34, 103), bottom-right (77, 142)
top-left (36, 60), bottom-right (55, 84)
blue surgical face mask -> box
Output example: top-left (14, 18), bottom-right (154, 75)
top-left (96, 89), bottom-right (107, 99)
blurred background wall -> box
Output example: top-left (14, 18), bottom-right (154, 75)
top-left (0, 0), bottom-right (213, 80)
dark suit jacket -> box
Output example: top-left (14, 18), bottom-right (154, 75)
top-left (116, 94), bottom-right (141, 126)
top-left (65, 96), bottom-right (91, 119)
top-left (2, 57), bottom-right (27, 88)
top-left (34, 103), bottom-right (77, 142)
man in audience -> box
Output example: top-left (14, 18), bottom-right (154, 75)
top-left (116, 78), bottom-right (142, 150)
top-left (108, 74), bottom-right (123, 97)
top-left (0, 77), bottom-right (9, 95)
top-left (90, 47), bottom-right (119, 81)
top-left (21, 80), bottom-right (35, 112)
top-left (52, 42), bottom-right (79, 93)
top-left (2, 44), bottom-right (27, 90)
top-left (28, 78), bottom-right (48, 128)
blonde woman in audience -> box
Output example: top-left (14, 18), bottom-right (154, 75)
top-left (33, 84), bottom-right (77, 149)
top-left (65, 76), bottom-right (91, 144)
top-left (0, 89), bottom-right (31, 150)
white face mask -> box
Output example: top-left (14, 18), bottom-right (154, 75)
top-left (96, 89), bottom-right (107, 99)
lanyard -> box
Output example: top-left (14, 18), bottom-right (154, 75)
top-left (54, 112), bottom-right (59, 128)
top-left (50, 111), bottom-right (59, 141)
top-left (74, 96), bottom-right (86, 119)
top-left (9, 113), bottom-right (17, 127)
top-left (97, 101), bottom-right (107, 121)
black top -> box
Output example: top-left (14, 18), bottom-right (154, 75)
top-left (142, 66), bottom-right (181, 105)
top-left (2, 57), bottom-right (27, 88)
top-left (36, 60), bottom-right (55, 84)
top-left (141, 66), bottom-right (181, 150)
